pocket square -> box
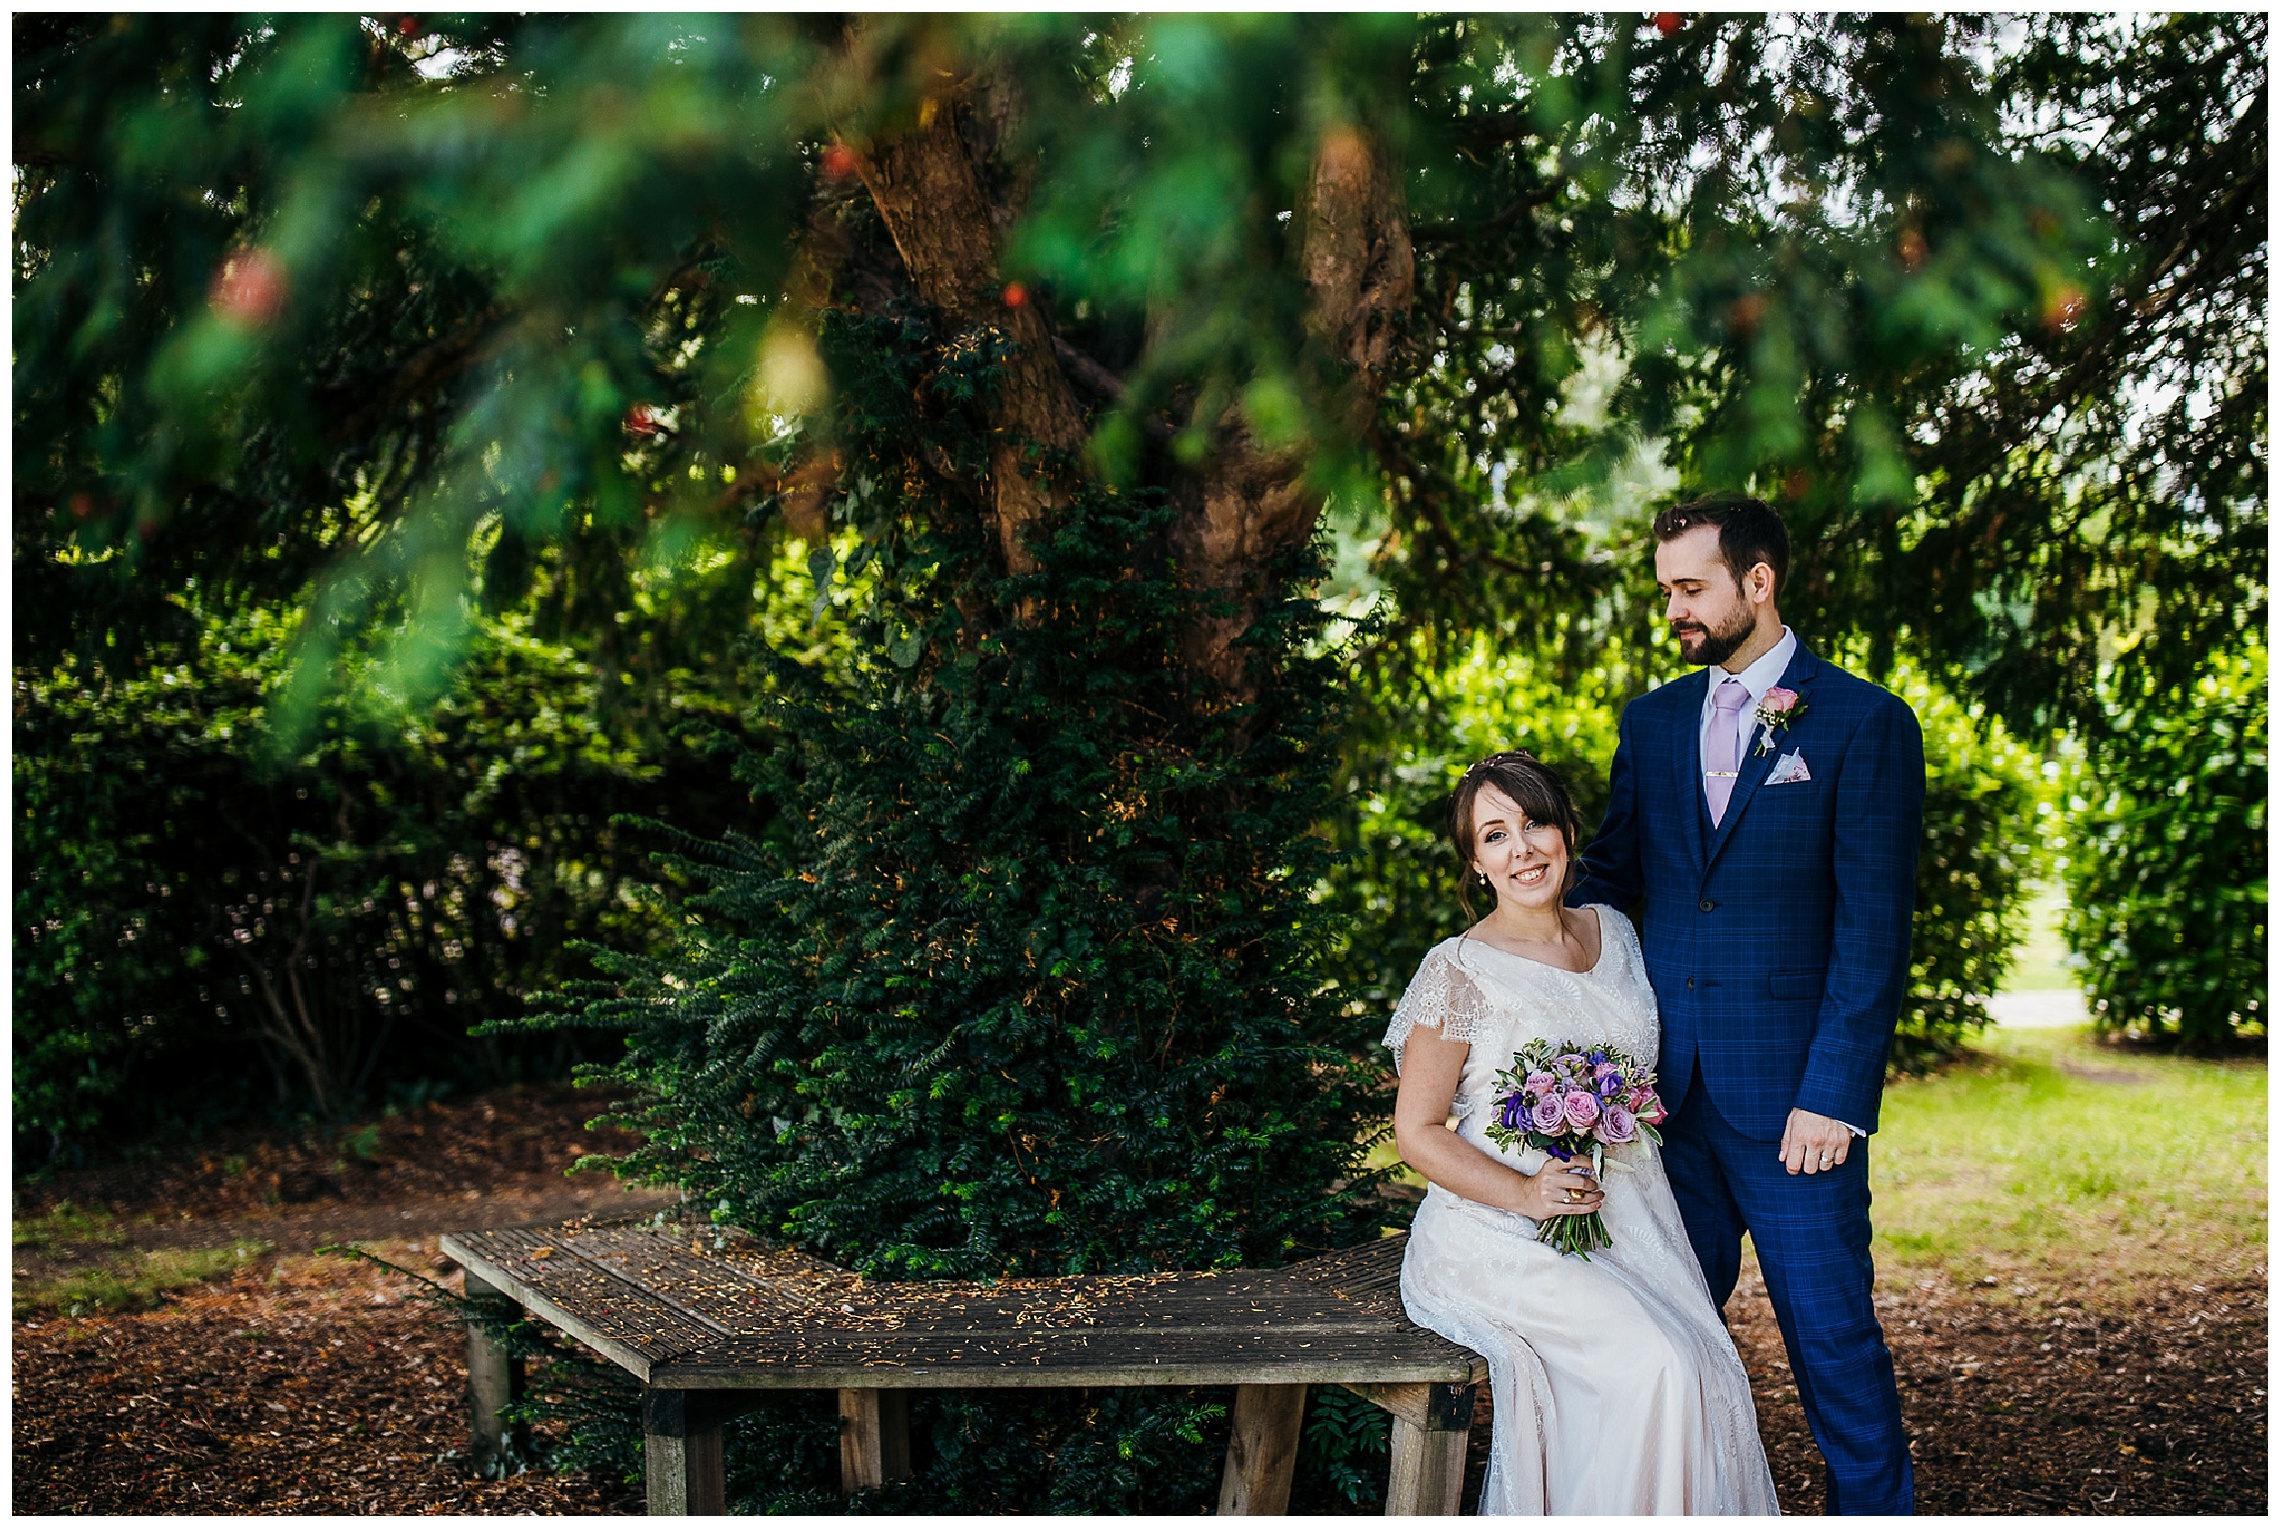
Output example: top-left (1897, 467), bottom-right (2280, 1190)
top-left (1765, 750), bottom-right (1812, 785)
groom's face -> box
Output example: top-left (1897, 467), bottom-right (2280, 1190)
top-left (1656, 525), bottom-right (1764, 668)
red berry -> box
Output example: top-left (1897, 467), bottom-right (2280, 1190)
top-left (1002, 282), bottom-right (1028, 310)
top-left (397, 15), bottom-right (419, 37)
top-left (211, 249), bottom-right (287, 328)
top-left (1654, 13), bottom-right (1684, 37)
top-left (626, 403), bottom-right (660, 437)
top-left (820, 143), bottom-right (859, 182)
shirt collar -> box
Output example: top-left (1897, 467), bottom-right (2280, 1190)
top-left (1711, 626), bottom-right (1796, 710)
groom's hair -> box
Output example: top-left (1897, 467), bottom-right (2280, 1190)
top-left (1653, 493), bottom-right (1790, 598)
top-left (1449, 751), bottom-right (1583, 919)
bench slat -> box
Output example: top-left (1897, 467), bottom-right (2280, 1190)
top-left (441, 1230), bottom-right (728, 1378)
top-left (646, 1324), bottom-right (1485, 1390)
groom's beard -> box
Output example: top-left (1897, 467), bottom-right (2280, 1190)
top-left (1671, 606), bottom-right (1755, 667)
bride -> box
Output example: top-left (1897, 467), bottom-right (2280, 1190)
top-left (1385, 750), bottom-right (1779, 1515)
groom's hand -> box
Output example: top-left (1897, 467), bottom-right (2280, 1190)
top-left (1778, 1108), bottom-right (1854, 1175)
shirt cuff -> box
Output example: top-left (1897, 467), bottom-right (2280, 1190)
top-left (1843, 1121), bottom-right (1867, 1137)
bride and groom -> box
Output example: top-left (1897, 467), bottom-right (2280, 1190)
top-left (1387, 494), bottom-right (1924, 1514)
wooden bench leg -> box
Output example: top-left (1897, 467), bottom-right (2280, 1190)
top-left (1379, 1382), bottom-right (1474, 1516)
top-left (837, 1387), bottom-right (912, 1492)
top-left (461, 1268), bottom-right (525, 1478)
top-left (1217, 1383), bottom-right (1308, 1515)
top-left (644, 1389), bottom-right (728, 1515)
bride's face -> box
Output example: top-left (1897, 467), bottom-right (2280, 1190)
top-left (1468, 782), bottom-right (1568, 912)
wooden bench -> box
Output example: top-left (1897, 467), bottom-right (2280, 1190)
top-left (441, 1217), bottom-right (1485, 1515)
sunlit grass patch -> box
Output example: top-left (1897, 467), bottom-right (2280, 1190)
top-left (12, 1200), bottom-right (128, 1251)
top-left (12, 1241), bottom-right (272, 1318)
top-left (1872, 1027), bottom-right (2266, 1303)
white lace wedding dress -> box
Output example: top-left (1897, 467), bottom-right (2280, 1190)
top-left (1384, 906), bottom-right (1780, 1515)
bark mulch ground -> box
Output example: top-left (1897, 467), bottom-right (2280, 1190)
top-left (16, 1083), bottom-right (665, 1267)
top-left (12, 1245), bottom-right (640, 1514)
top-left (1728, 1261), bottom-right (2268, 1515)
top-left (13, 1082), bottom-right (2269, 1515)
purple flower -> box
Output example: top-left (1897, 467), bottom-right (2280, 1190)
top-left (1597, 1071), bottom-right (1624, 1099)
top-left (1562, 1089), bottom-right (1601, 1129)
top-left (1525, 1070), bottom-right (1556, 1095)
top-left (1587, 1050), bottom-right (1609, 1066)
top-left (1500, 1093), bottom-right (1530, 1131)
top-left (1596, 1106), bottom-right (1639, 1145)
top-left (1530, 1095), bottom-right (1566, 1132)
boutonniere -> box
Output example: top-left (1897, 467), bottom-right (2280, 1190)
top-left (1752, 687), bottom-right (1806, 755)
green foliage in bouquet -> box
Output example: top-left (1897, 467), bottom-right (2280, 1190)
top-left (2064, 644), bottom-right (2268, 1049)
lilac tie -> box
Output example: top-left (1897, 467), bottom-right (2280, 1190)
top-left (1705, 678), bottom-right (1751, 826)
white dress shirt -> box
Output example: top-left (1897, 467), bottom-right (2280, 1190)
top-left (1697, 625), bottom-right (1797, 775)
top-left (1693, 625), bottom-right (1863, 1140)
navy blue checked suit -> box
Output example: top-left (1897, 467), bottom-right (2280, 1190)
top-left (1572, 641), bottom-right (1922, 1515)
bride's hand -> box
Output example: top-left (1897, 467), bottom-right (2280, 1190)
top-left (1511, 1159), bottom-right (1604, 1219)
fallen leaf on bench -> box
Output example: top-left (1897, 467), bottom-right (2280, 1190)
top-left (531, 1248), bottom-right (554, 1259)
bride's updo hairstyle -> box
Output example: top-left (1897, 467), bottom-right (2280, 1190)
top-left (1449, 749), bottom-right (1583, 918)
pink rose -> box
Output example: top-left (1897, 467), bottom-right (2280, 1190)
top-left (1761, 686), bottom-right (1799, 714)
top-left (1595, 1106), bottom-right (1639, 1144)
top-left (1591, 1061), bottom-right (1620, 1080)
top-left (1562, 1089), bottom-right (1601, 1129)
top-left (1529, 1095), bottom-right (1565, 1132)
top-left (1525, 1071), bottom-right (1556, 1095)
top-left (1639, 1099), bottom-right (1668, 1126)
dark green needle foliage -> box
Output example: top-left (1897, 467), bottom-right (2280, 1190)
top-left (506, 307), bottom-right (1382, 1508)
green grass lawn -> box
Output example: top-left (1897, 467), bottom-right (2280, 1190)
top-left (1871, 1026), bottom-right (2267, 1304)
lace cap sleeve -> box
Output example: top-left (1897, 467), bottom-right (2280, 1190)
top-left (1382, 942), bottom-right (1494, 1074)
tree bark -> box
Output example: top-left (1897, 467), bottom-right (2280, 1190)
top-left (850, 94), bottom-right (1088, 580)
top-left (1169, 123), bottom-right (1415, 696)
top-left (847, 69), bottom-right (1413, 695)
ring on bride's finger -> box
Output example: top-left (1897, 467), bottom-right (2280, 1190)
top-left (1565, 1187), bottom-right (1584, 1203)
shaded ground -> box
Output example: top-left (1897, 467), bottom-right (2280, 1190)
top-left (12, 1081), bottom-right (2267, 1514)
top-left (12, 1245), bottom-right (642, 1514)
top-left (1728, 1257), bottom-right (2267, 1515)
top-left (15, 1083), bottom-right (672, 1286)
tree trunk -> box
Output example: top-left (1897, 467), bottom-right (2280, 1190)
top-left (1168, 124), bottom-right (1415, 696)
top-left (851, 95), bottom-right (1088, 581)
top-left (847, 68), bottom-right (1413, 694)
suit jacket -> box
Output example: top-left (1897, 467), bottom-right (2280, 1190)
top-left (1570, 643), bottom-right (1925, 1141)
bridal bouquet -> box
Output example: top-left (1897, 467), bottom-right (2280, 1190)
top-left (1483, 1038), bottom-right (1667, 1258)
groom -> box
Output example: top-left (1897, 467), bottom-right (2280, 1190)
top-left (1571, 494), bottom-right (1922, 1514)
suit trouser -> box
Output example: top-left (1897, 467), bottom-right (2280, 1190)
top-left (1659, 1066), bottom-right (1915, 1515)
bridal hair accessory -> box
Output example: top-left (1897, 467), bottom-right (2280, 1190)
top-left (1752, 686), bottom-right (1806, 755)
top-left (1484, 1038), bottom-right (1667, 1258)
top-left (1462, 748), bottom-right (1539, 776)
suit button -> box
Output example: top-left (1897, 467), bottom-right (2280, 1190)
top-left (1686, 977), bottom-right (1696, 990)
top-left (1699, 898), bottom-right (1717, 912)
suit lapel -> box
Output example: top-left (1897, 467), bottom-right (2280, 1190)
top-left (1672, 669), bottom-right (1709, 878)
top-left (1702, 643), bottom-right (1822, 874)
